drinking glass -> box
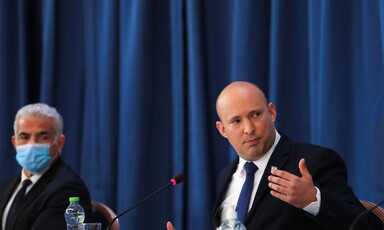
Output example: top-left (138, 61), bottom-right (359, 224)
top-left (83, 223), bottom-right (102, 230)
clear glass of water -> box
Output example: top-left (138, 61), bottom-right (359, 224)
top-left (82, 223), bottom-right (102, 230)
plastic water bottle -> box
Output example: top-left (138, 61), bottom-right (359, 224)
top-left (64, 197), bottom-right (85, 230)
top-left (218, 205), bottom-right (247, 230)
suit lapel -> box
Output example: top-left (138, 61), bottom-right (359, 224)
top-left (6, 159), bottom-right (63, 230)
top-left (0, 175), bottom-right (21, 226)
top-left (244, 134), bottom-right (291, 224)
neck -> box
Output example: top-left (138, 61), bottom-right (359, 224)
top-left (23, 169), bottom-right (33, 178)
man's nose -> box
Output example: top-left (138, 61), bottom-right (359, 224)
top-left (244, 119), bottom-right (255, 134)
top-left (27, 136), bottom-right (38, 144)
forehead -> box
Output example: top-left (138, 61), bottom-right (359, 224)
top-left (16, 116), bottom-right (56, 134)
top-left (223, 97), bottom-right (265, 118)
top-left (218, 87), bottom-right (267, 119)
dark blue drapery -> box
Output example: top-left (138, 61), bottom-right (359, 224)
top-left (0, 1), bottom-right (383, 229)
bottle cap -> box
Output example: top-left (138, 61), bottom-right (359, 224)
top-left (221, 205), bottom-right (238, 221)
top-left (69, 197), bottom-right (80, 202)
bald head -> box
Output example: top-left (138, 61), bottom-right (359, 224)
top-left (216, 81), bottom-right (268, 120)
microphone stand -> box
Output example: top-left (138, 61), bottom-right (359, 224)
top-left (106, 182), bottom-right (173, 230)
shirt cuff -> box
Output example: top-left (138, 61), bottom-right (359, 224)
top-left (303, 186), bottom-right (321, 216)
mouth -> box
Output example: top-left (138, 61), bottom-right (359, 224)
top-left (244, 138), bottom-right (260, 145)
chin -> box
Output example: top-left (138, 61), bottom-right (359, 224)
top-left (246, 151), bottom-right (265, 161)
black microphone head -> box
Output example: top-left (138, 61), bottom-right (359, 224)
top-left (171, 174), bottom-right (185, 185)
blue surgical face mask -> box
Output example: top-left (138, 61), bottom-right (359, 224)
top-left (16, 143), bottom-right (52, 174)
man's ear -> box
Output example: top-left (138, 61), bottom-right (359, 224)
top-left (216, 121), bottom-right (228, 138)
top-left (11, 136), bottom-right (16, 149)
top-left (268, 103), bottom-right (277, 122)
top-left (57, 135), bottom-right (66, 152)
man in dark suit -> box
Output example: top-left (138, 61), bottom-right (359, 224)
top-left (212, 81), bottom-right (380, 229)
top-left (167, 81), bottom-right (380, 230)
top-left (0, 103), bottom-right (92, 230)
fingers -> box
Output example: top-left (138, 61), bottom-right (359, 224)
top-left (268, 180), bottom-right (288, 197)
top-left (268, 171), bottom-right (297, 197)
top-left (270, 169), bottom-right (291, 180)
top-left (270, 189), bottom-right (289, 203)
top-left (166, 221), bottom-right (176, 230)
top-left (270, 158), bottom-right (309, 179)
top-left (269, 167), bottom-right (295, 186)
top-left (268, 169), bottom-right (294, 199)
top-left (268, 158), bottom-right (317, 208)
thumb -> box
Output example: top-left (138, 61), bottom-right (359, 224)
top-left (299, 158), bottom-right (311, 178)
top-left (167, 221), bottom-right (176, 230)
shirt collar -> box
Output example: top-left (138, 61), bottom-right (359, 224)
top-left (21, 169), bottom-right (43, 185)
top-left (239, 130), bottom-right (281, 174)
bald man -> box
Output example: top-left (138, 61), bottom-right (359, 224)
top-left (168, 81), bottom-right (380, 230)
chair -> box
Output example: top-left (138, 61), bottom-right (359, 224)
top-left (92, 201), bottom-right (119, 230)
top-left (360, 200), bottom-right (384, 223)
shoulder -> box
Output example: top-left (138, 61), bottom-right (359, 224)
top-left (290, 141), bottom-right (344, 162)
top-left (37, 159), bottom-right (92, 210)
top-left (217, 158), bottom-right (238, 183)
top-left (45, 159), bottom-right (89, 192)
top-left (0, 174), bottom-right (19, 186)
top-left (277, 135), bottom-right (347, 174)
top-left (278, 133), bottom-right (343, 162)
top-left (219, 158), bottom-right (238, 174)
top-left (287, 141), bottom-right (349, 183)
top-left (0, 174), bottom-right (20, 197)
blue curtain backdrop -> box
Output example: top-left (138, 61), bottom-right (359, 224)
top-left (0, 0), bottom-right (383, 229)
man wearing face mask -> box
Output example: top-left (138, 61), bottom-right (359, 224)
top-left (0, 103), bottom-right (92, 230)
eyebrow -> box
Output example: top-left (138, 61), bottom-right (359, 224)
top-left (37, 131), bottom-right (51, 136)
top-left (227, 115), bottom-right (240, 121)
top-left (18, 131), bottom-right (51, 136)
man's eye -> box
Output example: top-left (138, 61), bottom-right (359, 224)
top-left (18, 135), bottom-right (28, 140)
top-left (39, 136), bottom-right (50, 140)
top-left (231, 119), bottom-right (240, 124)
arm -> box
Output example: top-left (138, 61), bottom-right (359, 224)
top-left (268, 149), bottom-right (372, 229)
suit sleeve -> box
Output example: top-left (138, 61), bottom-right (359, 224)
top-left (30, 178), bottom-right (92, 230)
top-left (308, 149), bottom-right (380, 229)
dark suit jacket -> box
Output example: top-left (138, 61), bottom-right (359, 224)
top-left (0, 158), bottom-right (92, 230)
top-left (213, 134), bottom-right (381, 230)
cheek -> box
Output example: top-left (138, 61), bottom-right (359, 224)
top-left (49, 145), bottom-right (60, 157)
top-left (225, 128), bottom-right (240, 138)
top-left (226, 131), bottom-right (243, 146)
top-left (49, 149), bottom-right (56, 158)
top-left (257, 119), bottom-right (272, 132)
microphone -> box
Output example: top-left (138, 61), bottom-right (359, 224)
top-left (349, 200), bottom-right (384, 230)
top-left (106, 174), bottom-right (185, 230)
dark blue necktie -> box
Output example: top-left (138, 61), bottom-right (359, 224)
top-left (5, 179), bottom-right (32, 230)
top-left (236, 162), bottom-right (258, 222)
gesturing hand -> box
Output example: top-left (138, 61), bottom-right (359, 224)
top-left (268, 158), bottom-right (317, 208)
